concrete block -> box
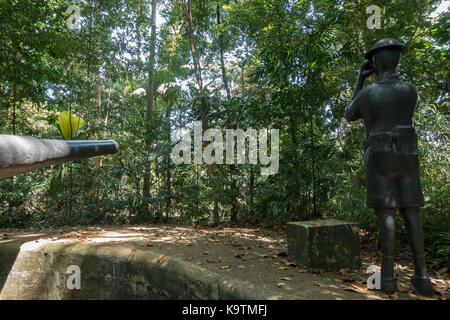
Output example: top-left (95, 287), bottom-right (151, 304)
top-left (287, 220), bottom-right (361, 271)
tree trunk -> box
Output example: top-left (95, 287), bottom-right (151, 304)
top-left (92, 75), bottom-right (102, 199)
top-left (216, 4), bottom-right (238, 222)
top-left (216, 4), bottom-right (230, 101)
top-left (11, 81), bottom-right (16, 135)
top-left (99, 84), bottom-right (111, 168)
top-left (164, 96), bottom-right (173, 222)
top-left (93, 75), bottom-right (102, 169)
top-left (82, 0), bottom-right (96, 194)
top-left (249, 165), bottom-right (254, 218)
top-left (143, 0), bottom-right (158, 220)
top-left (187, 0), bottom-right (219, 224)
top-left (310, 114), bottom-right (317, 218)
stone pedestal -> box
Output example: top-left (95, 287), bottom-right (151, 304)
top-left (287, 220), bottom-right (361, 271)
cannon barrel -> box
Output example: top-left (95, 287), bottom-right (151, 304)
top-left (0, 134), bottom-right (119, 179)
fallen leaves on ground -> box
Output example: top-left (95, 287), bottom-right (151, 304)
top-left (334, 277), bottom-right (355, 283)
top-left (338, 268), bottom-right (349, 275)
top-left (278, 277), bottom-right (292, 281)
top-left (87, 227), bottom-right (102, 231)
top-left (408, 292), bottom-right (439, 300)
top-left (351, 283), bottom-right (368, 291)
top-left (234, 253), bottom-right (246, 261)
top-left (311, 269), bottom-right (325, 275)
top-left (280, 258), bottom-right (297, 267)
top-left (344, 283), bottom-right (367, 293)
top-left (3, 225), bottom-right (448, 301)
top-left (314, 281), bottom-right (326, 288)
top-left (276, 280), bottom-right (294, 290)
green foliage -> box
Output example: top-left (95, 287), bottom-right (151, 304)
top-left (0, 0), bottom-right (448, 264)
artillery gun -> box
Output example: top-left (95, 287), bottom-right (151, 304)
top-left (0, 134), bottom-right (118, 179)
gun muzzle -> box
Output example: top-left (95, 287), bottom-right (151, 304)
top-left (0, 134), bottom-right (119, 179)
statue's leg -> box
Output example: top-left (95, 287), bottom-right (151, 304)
top-left (400, 207), bottom-right (434, 296)
top-left (375, 208), bottom-right (398, 294)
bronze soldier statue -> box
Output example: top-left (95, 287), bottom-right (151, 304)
top-left (345, 38), bottom-right (434, 296)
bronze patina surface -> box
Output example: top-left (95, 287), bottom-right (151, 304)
top-left (345, 38), bottom-right (434, 297)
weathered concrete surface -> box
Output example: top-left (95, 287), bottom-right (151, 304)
top-left (0, 233), bottom-right (45, 292)
top-left (287, 220), bottom-right (361, 271)
top-left (0, 240), bottom-right (294, 300)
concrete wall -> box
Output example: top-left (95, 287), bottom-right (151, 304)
top-left (0, 240), bottom-right (291, 300)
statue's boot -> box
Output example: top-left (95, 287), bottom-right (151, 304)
top-left (380, 255), bottom-right (397, 294)
top-left (411, 273), bottom-right (434, 297)
top-left (401, 208), bottom-right (434, 297)
top-left (376, 209), bottom-right (398, 295)
top-left (381, 279), bottom-right (397, 294)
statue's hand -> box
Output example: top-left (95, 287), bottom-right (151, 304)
top-left (359, 60), bottom-right (375, 79)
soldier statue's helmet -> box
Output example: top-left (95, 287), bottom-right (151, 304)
top-left (365, 38), bottom-right (407, 60)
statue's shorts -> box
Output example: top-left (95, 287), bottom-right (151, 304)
top-left (365, 150), bottom-right (424, 209)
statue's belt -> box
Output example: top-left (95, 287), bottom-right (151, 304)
top-left (364, 126), bottom-right (418, 155)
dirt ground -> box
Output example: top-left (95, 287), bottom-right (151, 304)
top-left (0, 224), bottom-right (448, 300)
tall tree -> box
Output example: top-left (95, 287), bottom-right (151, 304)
top-left (216, 3), bottom-right (239, 221)
top-left (186, 0), bottom-right (219, 224)
top-left (143, 0), bottom-right (158, 219)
